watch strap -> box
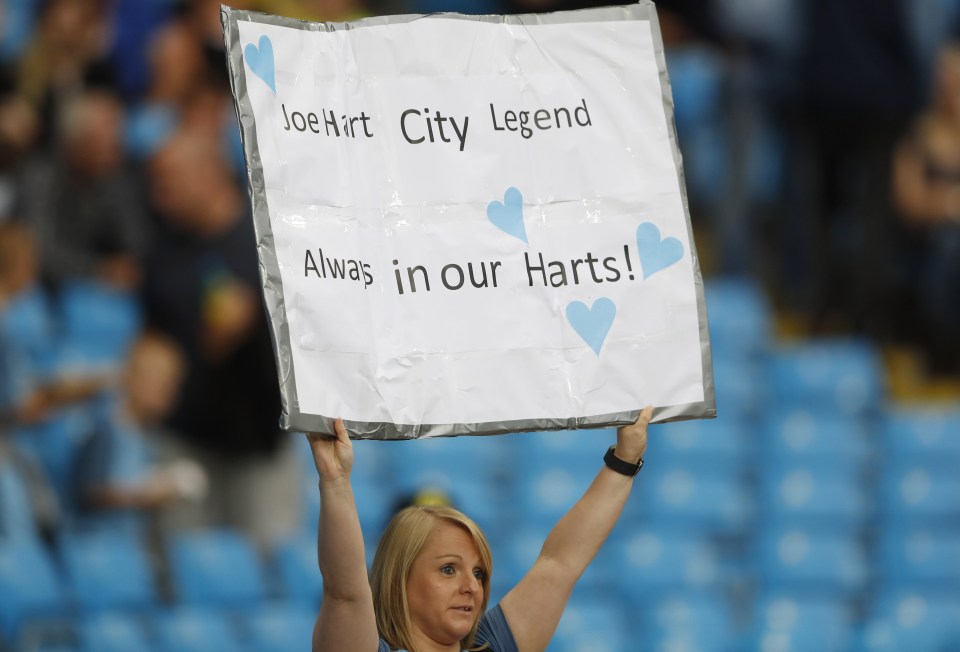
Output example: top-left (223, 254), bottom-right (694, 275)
top-left (603, 445), bottom-right (643, 477)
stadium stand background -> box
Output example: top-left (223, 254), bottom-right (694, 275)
top-left (2, 1), bottom-right (960, 651)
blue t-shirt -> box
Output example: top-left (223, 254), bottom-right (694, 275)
top-left (377, 604), bottom-right (518, 652)
top-left (71, 410), bottom-right (155, 536)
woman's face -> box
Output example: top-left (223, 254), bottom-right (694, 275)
top-left (406, 520), bottom-right (486, 649)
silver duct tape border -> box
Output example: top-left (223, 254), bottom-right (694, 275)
top-left (221, 2), bottom-right (716, 439)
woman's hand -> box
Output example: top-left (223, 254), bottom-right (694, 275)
top-left (614, 405), bottom-right (652, 463)
top-left (306, 418), bottom-right (353, 485)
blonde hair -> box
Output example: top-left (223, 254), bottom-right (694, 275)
top-left (371, 506), bottom-right (492, 652)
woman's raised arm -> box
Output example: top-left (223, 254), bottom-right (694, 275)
top-left (499, 406), bottom-right (652, 652)
top-left (306, 419), bottom-right (379, 652)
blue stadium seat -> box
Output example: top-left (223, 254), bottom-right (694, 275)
top-left (881, 407), bottom-right (960, 461)
top-left (0, 0), bottom-right (39, 61)
top-left (11, 407), bottom-right (96, 511)
top-left (153, 607), bottom-right (245, 652)
top-left (754, 527), bottom-right (867, 595)
top-left (876, 527), bottom-right (960, 589)
top-left (634, 464), bottom-right (749, 534)
top-left (273, 534), bottom-right (323, 607)
top-left (711, 357), bottom-right (765, 419)
top-left (167, 529), bottom-right (267, 608)
top-left (748, 593), bottom-right (854, 652)
top-left (494, 524), bottom-right (613, 600)
top-left (767, 338), bottom-right (885, 416)
top-left (349, 476), bottom-right (395, 539)
top-left (758, 463), bottom-right (869, 530)
top-left (0, 458), bottom-right (38, 540)
top-left (858, 590), bottom-right (960, 652)
top-left (551, 599), bottom-right (626, 652)
top-left (386, 432), bottom-right (505, 490)
top-left (78, 611), bottom-right (154, 652)
top-left (0, 537), bottom-right (68, 644)
top-left (641, 595), bottom-right (736, 652)
top-left (705, 276), bottom-right (773, 360)
top-left (58, 281), bottom-right (142, 371)
top-left (511, 427), bottom-right (615, 475)
top-left (244, 603), bottom-right (317, 652)
top-left (877, 460), bottom-right (960, 525)
top-left (668, 45), bottom-right (726, 127)
top-left (60, 531), bottom-right (158, 613)
top-left (0, 285), bottom-right (59, 376)
top-left (761, 407), bottom-right (871, 462)
top-left (655, 417), bottom-right (749, 467)
top-left (516, 465), bottom-right (587, 528)
top-left (611, 530), bottom-right (722, 602)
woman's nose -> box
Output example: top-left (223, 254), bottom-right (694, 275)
top-left (462, 574), bottom-right (480, 594)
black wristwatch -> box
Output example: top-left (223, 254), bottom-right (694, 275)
top-left (603, 445), bottom-right (644, 477)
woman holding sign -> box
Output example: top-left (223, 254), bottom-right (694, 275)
top-left (306, 406), bottom-right (651, 652)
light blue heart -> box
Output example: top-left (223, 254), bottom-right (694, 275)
top-left (244, 35), bottom-right (276, 94)
top-left (486, 187), bottom-right (528, 244)
top-left (566, 298), bottom-right (617, 356)
top-left (636, 222), bottom-right (683, 279)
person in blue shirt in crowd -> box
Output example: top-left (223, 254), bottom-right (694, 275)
top-left (73, 331), bottom-right (206, 536)
top-left (305, 407), bottom-right (651, 652)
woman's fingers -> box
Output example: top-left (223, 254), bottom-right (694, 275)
top-left (334, 417), bottom-right (349, 444)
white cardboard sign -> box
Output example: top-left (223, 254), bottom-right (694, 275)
top-left (222, 3), bottom-right (716, 438)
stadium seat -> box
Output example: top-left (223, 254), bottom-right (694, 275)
top-left (494, 524), bottom-right (612, 600)
top-left (711, 356), bottom-right (766, 419)
top-left (858, 590), bottom-right (960, 652)
top-left (60, 530), bottom-right (158, 613)
top-left (516, 465), bottom-right (587, 528)
top-left (611, 530), bottom-right (722, 602)
top-left (655, 417), bottom-right (749, 467)
top-left (167, 529), bottom-right (267, 608)
top-left (78, 611), bottom-right (154, 652)
top-left (244, 603), bottom-right (317, 652)
top-left (386, 432), bottom-right (506, 490)
top-left (0, 458), bottom-right (38, 540)
top-left (761, 407), bottom-right (871, 462)
top-left (0, 285), bottom-right (59, 375)
top-left (877, 460), bottom-right (960, 525)
top-left (876, 527), bottom-right (960, 588)
top-left (705, 276), bottom-right (773, 359)
top-left (634, 464), bottom-right (749, 534)
top-left (641, 594), bottom-right (736, 652)
top-left (758, 463), bottom-right (869, 530)
top-left (881, 406), bottom-right (960, 461)
top-left (153, 607), bottom-right (245, 652)
top-left (551, 599), bottom-right (626, 652)
top-left (0, 537), bottom-right (68, 644)
top-left (748, 593), bottom-right (854, 652)
top-left (767, 338), bottom-right (885, 416)
top-left (58, 281), bottom-right (142, 372)
top-left (754, 527), bottom-right (867, 595)
top-left (272, 534), bottom-right (323, 607)
top-left (11, 407), bottom-right (96, 511)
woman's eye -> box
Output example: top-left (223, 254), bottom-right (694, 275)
top-left (473, 569), bottom-right (485, 580)
top-left (440, 565), bottom-right (455, 575)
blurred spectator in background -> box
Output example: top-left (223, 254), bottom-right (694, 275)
top-left (0, 222), bottom-right (108, 428)
top-left (124, 20), bottom-right (206, 161)
top-left (0, 93), bottom-right (40, 218)
top-left (783, 0), bottom-right (922, 336)
top-left (17, 90), bottom-right (150, 291)
top-left (141, 131), bottom-right (299, 549)
top-left (14, 0), bottom-right (114, 146)
top-left (891, 40), bottom-right (960, 375)
top-left (71, 332), bottom-right (205, 538)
